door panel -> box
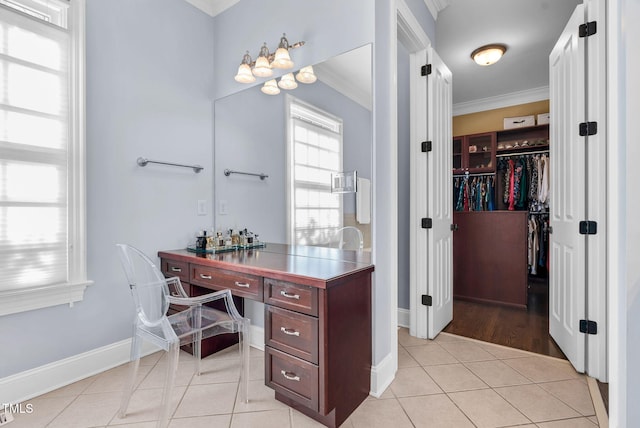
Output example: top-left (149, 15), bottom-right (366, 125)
top-left (549, 4), bottom-right (586, 373)
top-left (426, 47), bottom-right (453, 339)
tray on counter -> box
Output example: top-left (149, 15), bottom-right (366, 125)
top-left (186, 242), bottom-right (266, 254)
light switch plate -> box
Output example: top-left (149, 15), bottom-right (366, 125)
top-left (219, 199), bottom-right (228, 215)
top-left (197, 200), bottom-right (207, 216)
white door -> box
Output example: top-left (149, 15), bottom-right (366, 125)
top-left (549, 4), bottom-right (586, 373)
top-left (409, 47), bottom-right (453, 339)
top-left (426, 48), bottom-right (453, 339)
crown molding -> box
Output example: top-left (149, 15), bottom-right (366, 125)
top-left (453, 86), bottom-right (549, 116)
top-left (423, 0), bottom-right (450, 20)
top-left (182, 0), bottom-right (239, 17)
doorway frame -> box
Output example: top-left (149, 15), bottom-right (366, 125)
top-left (396, 0), bottom-right (432, 340)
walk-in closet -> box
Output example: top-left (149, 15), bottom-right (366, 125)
top-left (444, 108), bottom-right (563, 358)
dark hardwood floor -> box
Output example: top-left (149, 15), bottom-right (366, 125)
top-left (443, 278), bottom-right (566, 359)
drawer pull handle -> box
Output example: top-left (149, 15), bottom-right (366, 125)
top-left (170, 267), bottom-right (182, 272)
top-left (280, 370), bottom-right (300, 382)
top-left (280, 290), bottom-right (300, 300)
top-left (199, 274), bottom-right (212, 280)
top-left (280, 327), bottom-right (300, 337)
top-left (235, 281), bottom-right (251, 288)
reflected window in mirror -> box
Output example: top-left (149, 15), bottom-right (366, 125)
top-left (287, 96), bottom-right (343, 246)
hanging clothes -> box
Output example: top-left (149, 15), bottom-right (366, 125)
top-left (452, 174), bottom-right (496, 212)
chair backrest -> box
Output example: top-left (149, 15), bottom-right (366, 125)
top-left (335, 226), bottom-right (364, 250)
top-left (116, 244), bottom-right (170, 327)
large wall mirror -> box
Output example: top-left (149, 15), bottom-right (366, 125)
top-left (213, 44), bottom-right (373, 251)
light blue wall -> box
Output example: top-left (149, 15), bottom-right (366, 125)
top-left (405, 0), bottom-right (436, 44)
top-left (397, 41), bottom-right (411, 311)
top-left (0, 0), bottom-right (215, 377)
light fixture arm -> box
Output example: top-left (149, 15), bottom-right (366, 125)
top-left (235, 35), bottom-right (305, 69)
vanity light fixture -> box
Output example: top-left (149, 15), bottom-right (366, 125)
top-left (252, 43), bottom-right (273, 77)
top-left (278, 72), bottom-right (298, 90)
top-left (234, 51), bottom-right (256, 83)
top-left (233, 33), bottom-right (304, 83)
top-left (296, 65), bottom-right (317, 84)
top-left (471, 44), bottom-right (507, 66)
top-left (261, 79), bottom-right (280, 95)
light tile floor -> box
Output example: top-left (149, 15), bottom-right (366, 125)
top-left (10, 329), bottom-right (600, 428)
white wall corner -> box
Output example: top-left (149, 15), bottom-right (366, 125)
top-left (423, 0), bottom-right (450, 20)
top-left (397, 308), bottom-right (410, 328)
top-left (369, 351), bottom-right (396, 398)
top-left (453, 86), bottom-right (550, 117)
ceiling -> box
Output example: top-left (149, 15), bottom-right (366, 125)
top-left (436, 0), bottom-right (581, 112)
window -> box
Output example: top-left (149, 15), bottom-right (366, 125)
top-left (286, 96), bottom-right (343, 246)
top-left (0, 0), bottom-right (90, 315)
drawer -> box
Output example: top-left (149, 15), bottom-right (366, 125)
top-left (266, 305), bottom-right (318, 364)
top-left (191, 265), bottom-right (263, 300)
top-left (161, 259), bottom-right (189, 282)
top-left (264, 278), bottom-right (318, 316)
top-left (266, 347), bottom-right (318, 411)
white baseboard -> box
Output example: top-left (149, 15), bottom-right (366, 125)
top-left (397, 308), bottom-right (410, 328)
top-left (0, 326), bottom-right (266, 407)
top-left (369, 352), bottom-right (395, 397)
top-left (0, 339), bottom-right (158, 405)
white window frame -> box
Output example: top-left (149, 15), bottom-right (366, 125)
top-left (0, 0), bottom-right (91, 316)
top-left (285, 95), bottom-right (344, 246)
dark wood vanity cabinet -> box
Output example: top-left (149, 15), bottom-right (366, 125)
top-left (159, 245), bottom-right (374, 428)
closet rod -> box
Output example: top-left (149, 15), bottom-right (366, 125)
top-left (496, 149), bottom-right (549, 158)
top-left (453, 172), bottom-right (496, 178)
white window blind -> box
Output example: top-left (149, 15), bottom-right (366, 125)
top-left (287, 98), bottom-right (343, 246)
top-left (0, 0), bottom-right (90, 315)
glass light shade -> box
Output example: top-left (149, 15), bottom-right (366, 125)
top-left (253, 55), bottom-right (273, 77)
top-left (261, 79), bottom-right (280, 95)
top-left (296, 65), bottom-right (317, 84)
top-left (272, 47), bottom-right (294, 69)
top-left (471, 44), bottom-right (507, 66)
top-left (234, 63), bottom-right (256, 83)
top-left (278, 73), bottom-right (298, 90)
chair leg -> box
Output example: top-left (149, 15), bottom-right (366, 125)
top-left (119, 334), bottom-right (142, 418)
top-left (157, 343), bottom-right (179, 428)
top-left (239, 320), bottom-right (250, 403)
top-left (194, 331), bottom-right (202, 376)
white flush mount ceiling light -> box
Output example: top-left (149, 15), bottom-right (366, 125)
top-left (471, 44), bottom-right (507, 66)
top-left (234, 33), bottom-right (304, 82)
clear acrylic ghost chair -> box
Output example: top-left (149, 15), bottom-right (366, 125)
top-left (335, 226), bottom-right (364, 250)
top-left (116, 244), bottom-right (249, 428)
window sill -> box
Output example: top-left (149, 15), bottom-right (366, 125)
top-left (0, 280), bottom-right (94, 316)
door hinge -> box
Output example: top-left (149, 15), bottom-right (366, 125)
top-left (579, 221), bottom-right (598, 235)
top-left (450, 223), bottom-right (458, 231)
top-left (422, 294), bottom-right (433, 306)
top-left (579, 121), bottom-right (598, 136)
top-left (579, 21), bottom-right (597, 37)
top-left (421, 218), bottom-right (433, 229)
top-left (579, 319), bottom-right (598, 335)
top-left (421, 64), bottom-right (432, 76)
top-left (421, 141), bottom-right (432, 152)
